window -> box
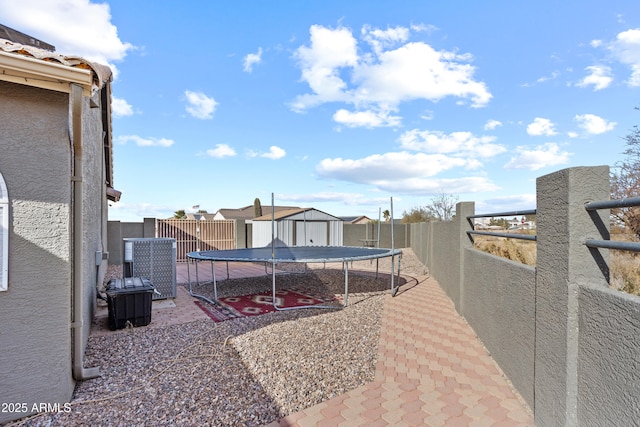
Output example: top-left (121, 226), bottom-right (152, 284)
top-left (0, 173), bottom-right (7, 291)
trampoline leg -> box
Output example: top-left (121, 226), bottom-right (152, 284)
top-left (344, 261), bottom-right (349, 307)
top-left (187, 257), bottom-right (218, 306)
top-left (390, 254), bottom-right (397, 297)
top-left (272, 260), bottom-right (278, 309)
top-left (187, 258), bottom-right (192, 294)
top-left (390, 253), bottom-right (403, 297)
top-left (212, 260), bottom-right (218, 301)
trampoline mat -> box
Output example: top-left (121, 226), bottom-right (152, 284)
top-left (188, 245), bottom-right (402, 263)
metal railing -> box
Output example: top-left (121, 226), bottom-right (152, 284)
top-left (467, 209), bottom-right (537, 242)
top-left (465, 197), bottom-right (640, 251)
top-left (585, 196), bottom-right (640, 252)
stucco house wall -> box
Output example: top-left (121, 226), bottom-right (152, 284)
top-left (0, 39), bottom-right (114, 424)
top-left (0, 82), bottom-right (76, 416)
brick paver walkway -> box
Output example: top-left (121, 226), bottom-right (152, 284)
top-left (267, 274), bottom-right (535, 426)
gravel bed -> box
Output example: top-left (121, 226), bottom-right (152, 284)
top-left (9, 249), bottom-right (426, 427)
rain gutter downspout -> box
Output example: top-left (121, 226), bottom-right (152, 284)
top-left (70, 83), bottom-right (100, 380)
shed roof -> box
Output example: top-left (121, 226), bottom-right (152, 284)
top-left (253, 207), bottom-right (343, 221)
top-left (216, 205), bottom-right (300, 220)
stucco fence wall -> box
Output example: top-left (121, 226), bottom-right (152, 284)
top-left (409, 166), bottom-right (639, 427)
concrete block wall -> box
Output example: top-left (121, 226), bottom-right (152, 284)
top-left (342, 222), bottom-right (409, 248)
top-left (409, 166), bottom-right (639, 426)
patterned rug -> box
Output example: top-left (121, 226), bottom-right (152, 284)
top-left (194, 288), bottom-right (338, 322)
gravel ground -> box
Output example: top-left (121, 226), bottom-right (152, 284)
top-left (9, 250), bottom-right (426, 427)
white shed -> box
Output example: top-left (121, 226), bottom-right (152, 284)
top-left (252, 208), bottom-right (344, 247)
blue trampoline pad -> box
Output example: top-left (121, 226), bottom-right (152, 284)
top-left (187, 245), bottom-right (402, 263)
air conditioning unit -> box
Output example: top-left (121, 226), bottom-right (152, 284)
top-left (122, 238), bottom-right (176, 300)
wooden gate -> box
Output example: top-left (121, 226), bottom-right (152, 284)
top-left (156, 219), bottom-right (236, 261)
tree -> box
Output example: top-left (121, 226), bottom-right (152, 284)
top-left (401, 206), bottom-right (435, 223)
top-left (173, 209), bottom-right (186, 219)
top-left (254, 198), bottom-right (262, 217)
top-left (425, 193), bottom-right (458, 221)
top-left (400, 193), bottom-right (458, 224)
top-left (382, 209), bottom-right (391, 222)
top-left (611, 110), bottom-right (640, 238)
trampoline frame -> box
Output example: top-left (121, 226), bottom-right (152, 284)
top-left (186, 245), bottom-right (403, 310)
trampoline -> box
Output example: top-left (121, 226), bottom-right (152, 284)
top-left (186, 245), bottom-right (403, 310)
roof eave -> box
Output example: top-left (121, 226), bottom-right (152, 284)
top-left (0, 50), bottom-right (93, 95)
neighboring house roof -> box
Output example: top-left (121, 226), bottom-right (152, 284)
top-left (340, 215), bottom-right (372, 224)
top-left (0, 29), bottom-right (119, 201)
top-left (215, 205), bottom-right (300, 220)
top-left (253, 207), bottom-right (343, 222)
top-left (185, 213), bottom-right (216, 220)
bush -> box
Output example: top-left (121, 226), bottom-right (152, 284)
top-left (473, 233), bottom-right (640, 296)
top-left (473, 234), bottom-right (536, 266)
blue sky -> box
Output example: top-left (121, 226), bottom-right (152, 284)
top-left (2, 1), bottom-right (640, 221)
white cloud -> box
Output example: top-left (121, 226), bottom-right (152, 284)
top-left (184, 90), bottom-right (218, 119)
top-left (361, 25), bottom-right (410, 55)
top-left (0, 0), bottom-right (134, 75)
top-left (377, 176), bottom-right (499, 195)
top-left (261, 146), bottom-right (286, 160)
top-left (277, 191), bottom-right (384, 206)
top-left (290, 25), bottom-right (358, 110)
top-left (606, 28), bottom-right (640, 86)
top-left (316, 150), bottom-right (499, 195)
top-left (526, 118), bottom-right (557, 136)
top-left (504, 143), bottom-right (571, 170)
top-left (206, 144), bottom-right (236, 158)
top-left (398, 130), bottom-right (506, 158)
top-left (353, 41), bottom-right (491, 106)
top-left (574, 113), bottom-right (616, 134)
top-left (247, 146), bottom-right (286, 160)
top-left (291, 24), bottom-right (491, 128)
top-left (316, 128), bottom-right (506, 195)
top-left (116, 135), bottom-right (174, 147)
top-left (333, 108), bottom-right (402, 128)
top-left (243, 47), bottom-right (263, 73)
top-left (484, 119), bottom-right (503, 130)
top-left (317, 152), bottom-right (468, 183)
top-left (111, 96), bottom-right (134, 117)
top-left (476, 194), bottom-right (536, 214)
top-left (410, 23), bottom-right (439, 34)
top-left (577, 65), bottom-right (613, 90)
top-left (420, 110), bottom-right (435, 120)
top-left (536, 70), bottom-right (560, 84)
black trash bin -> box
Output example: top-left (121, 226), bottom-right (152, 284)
top-left (106, 277), bottom-right (155, 330)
